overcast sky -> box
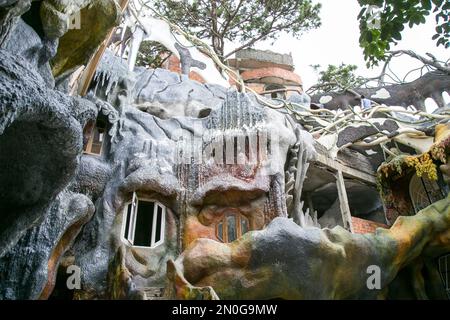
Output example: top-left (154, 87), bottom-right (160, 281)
top-left (237, 0), bottom-right (449, 110)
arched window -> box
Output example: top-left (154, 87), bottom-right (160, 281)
top-left (216, 212), bottom-right (250, 243)
top-left (409, 174), bottom-right (444, 213)
top-left (122, 192), bottom-right (166, 248)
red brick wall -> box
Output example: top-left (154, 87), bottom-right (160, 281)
top-left (240, 67), bottom-right (302, 85)
top-left (351, 217), bottom-right (389, 234)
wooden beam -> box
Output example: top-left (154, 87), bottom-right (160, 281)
top-left (314, 142), bottom-right (377, 186)
top-left (315, 152), bottom-right (376, 185)
top-left (336, 170), bottom-right (354, 233)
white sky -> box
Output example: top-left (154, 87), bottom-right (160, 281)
top-left (228, 0), bottom-right (449, 110)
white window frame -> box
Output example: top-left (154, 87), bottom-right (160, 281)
top-left (121, 192), bottom-right (166, 249)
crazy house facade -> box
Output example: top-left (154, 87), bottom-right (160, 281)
top-left (0, 0), bottom-right (449, 300)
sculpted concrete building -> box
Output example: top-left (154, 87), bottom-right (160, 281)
top-left (0, 0), bottom-right (449, 300)
top-left (227, 48), bottom-right (304, 100)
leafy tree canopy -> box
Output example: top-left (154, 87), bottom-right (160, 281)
top-left (309, 63), bottom-right (366, 94)
top-left (358, 0), bottom-right (449, 66)
top-left (136, 41), bottom-right (171, 69)
top-left (150, 0), bottom-right (321, 60)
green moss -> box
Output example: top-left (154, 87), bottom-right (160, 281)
top-left (41, 0), bottom-right (120, 77)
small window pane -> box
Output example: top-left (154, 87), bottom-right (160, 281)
top-left (241, 216), bottom-right (249, 235)
top-left (134, 201), bottom-right (154, 246)
top-left (155, 205), bottom-right (163, 243)
top-left (90, 142), bottom-right (102, 155)
top-left (217, 221), bottom-right (223, 242)
top-left (93, 129), bottom-right (102, 144)
top-left (85, 120), bottom-right (106, 155)
top-left (227, 215), bottom-right (237, 242)
top-left (83, 121), bottom-right (95, 151)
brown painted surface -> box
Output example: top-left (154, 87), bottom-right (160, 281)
top-left (240, 67), bottom-right (302, 85)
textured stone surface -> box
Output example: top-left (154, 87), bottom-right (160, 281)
top-left (0, 49), bottom-right (96, 257)
top-left (0, 2), bottom-right (101, 299)
top-left (45, 0), bottom-right (120, 77)
top-left (170, 194), bottom-right (450, 299)
top-left (91, 51), bottom-right (227, 118)
top-left (0, 191), bottom-right (94, 299)
top-left (66, 87), bottom-right (297, 298)
top-left (3, 18), bottom-right (56, 87)
top-left (0, 0), bottom-right (31, 47)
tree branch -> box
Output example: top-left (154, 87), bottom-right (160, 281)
top-left (219, 0), bottom-right (244, 38)
top-left (387, 50), bottom-right (450, 74)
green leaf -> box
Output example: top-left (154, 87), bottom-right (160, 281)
top-left (392, 30), bottom-right (402, 40)
top-left (357, 7), bottom-right (367, 19)
top-left (431, 0), bottom-right (443, 6)
top-left (421, 0), bottom-right (432, 10)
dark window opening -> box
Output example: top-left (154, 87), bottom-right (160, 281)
top-left (264, 84), bottom-right (287, 100)
top-left (245, 136), bottom-right (250, 160)
top-left (134, 201), bottom-right (155, 247)
top-left (83, 119), bottom-right (107, 156)
top-left (122, 193), bottom-right (166, 248)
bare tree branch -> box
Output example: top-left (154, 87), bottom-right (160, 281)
top-left (387, 50), bottom-right (450, 74)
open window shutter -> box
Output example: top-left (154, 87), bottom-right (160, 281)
top-left (150, 202), bottom-right (158, 247)
top-left (161, 205), bottom-right (166, 244)
top-left (128, 192), bottom-right (138, 244)
top-left (151, 203), bottom-right (166, 247)
top-left (154, 204), bottom-right (165, 247)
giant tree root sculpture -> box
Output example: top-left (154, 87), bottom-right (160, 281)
top-left (168, 194), bottom-right (450, 299)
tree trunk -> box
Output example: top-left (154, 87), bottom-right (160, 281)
top-left (210, 0), bottom-right (224, 61)
top-left (310, 71), bottom-right (450, 111)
